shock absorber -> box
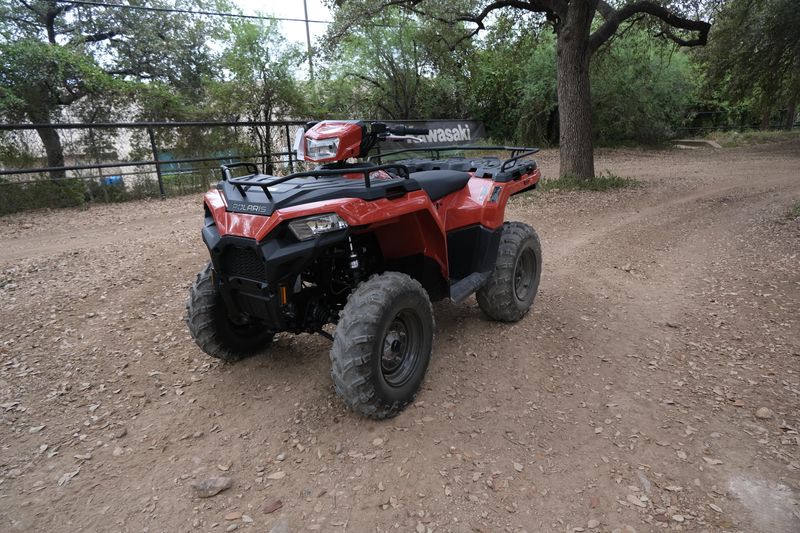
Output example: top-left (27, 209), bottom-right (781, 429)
top-left (347, 236), bottom-right (361, 283)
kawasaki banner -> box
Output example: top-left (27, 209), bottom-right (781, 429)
top-left (382, 120), bottom-right (486, 151)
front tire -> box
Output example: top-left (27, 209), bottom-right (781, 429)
top-left (330, 272), bottom-right (434, 419)
top-left (476, 222), bottom-right (542, 322)
top-left (186, 262), bottom-right (274, 362)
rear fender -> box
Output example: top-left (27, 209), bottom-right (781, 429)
top-left (503, 167), bottom-right (541, 197)
top-left (433, 167), bottom-right (541, 232)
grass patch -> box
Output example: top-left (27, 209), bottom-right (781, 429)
top-left (787, 201), bottom-right (800, 221)
top-left (704, 129), bottom-right (800, 147)
top-left (538, 171), bottom-right (640, 192)
top-left (0, 172), bottom-right (212, 216)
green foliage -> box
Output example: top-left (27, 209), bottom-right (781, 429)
top-left (318, 7), bottom-right (473, 119)
top-left (0, 171), bottom-right (214, 216)
top-left (465, 24), bottom-right (699, 146)
top-left (512, 33), bottom-right (559, 146)
top-left (538, 171), bottom-right (640, 192)
top-left (0, 0), bottom-right (307, 204)
top-left (592, 31), bottom-right (697, 144)
top-left (0, 133), bottom-right (36, 167)
top-left (0, 177), bottom-right (85, 216)
top-left (787, 201), bottom-right (800, 221)
top-left (0, 0), bottom-right (237, 185)
top-left (2, 0), bottom-right (794, 213)
top-left (210, 17), bottom-right (305, 120)
top-left (0, 37), bottom-right (117, 119)
top-left (0, 0), bottom-right (227, 119)
top-left (699, 0), bottom-right (800, 124)
top-left (466, 20), bottom-right (556, 145)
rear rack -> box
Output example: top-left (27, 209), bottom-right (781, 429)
top-left (220, 162), bottom-right (411, 198)
top-left (369, 145), bottom-right (540, 173)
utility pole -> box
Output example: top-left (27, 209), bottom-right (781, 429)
top-left (303, 0), bottom-right (314, 82)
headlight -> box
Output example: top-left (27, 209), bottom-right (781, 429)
top-left (288, 213), bottom-right (348, 241)
top-left (306, 137), bottom-right (340, 161)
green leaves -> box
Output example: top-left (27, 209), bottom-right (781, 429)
top-left (320, 5), bottom-right (475, 119)
top-left (591, 28), bottom-right (697, 143)
top-left (0, 38), bottom-right (113, 116)
top-left (700, 0), bottom-right (800, 115)
top-left (209, 17), bottom-right (304, 121)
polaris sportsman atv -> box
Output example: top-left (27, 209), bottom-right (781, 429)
top-left (186, 120), bottom-right (542, 419)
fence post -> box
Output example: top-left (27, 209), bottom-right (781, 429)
top-left (285, 124), bottom-right (294, 172)
top-left (147, 127), bottom-right (166, 200)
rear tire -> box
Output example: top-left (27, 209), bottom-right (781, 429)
top-left (330, 272), bottom-right (434, 419)
top-left (476, 222), bottom-right (542, 322)
top-left (186, 262), bottom-right (274, 362)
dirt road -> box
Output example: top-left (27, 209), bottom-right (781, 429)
top-left (1, 141), bottom-right (798, 532)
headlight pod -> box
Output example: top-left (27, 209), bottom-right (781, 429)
top-left (305, 137), bottom-right (340, 161)
top-left (288, 213), bottom-right (348, 241)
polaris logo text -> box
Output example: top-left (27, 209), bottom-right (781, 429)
top-left (230, 203), bottom-right (270, 214)
top-left (416, 124), bottom-right (472, 143)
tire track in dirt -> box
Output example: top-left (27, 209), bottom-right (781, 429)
top-left (508, 146), bottom-right (800, 532)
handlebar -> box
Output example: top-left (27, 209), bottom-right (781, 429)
top-left (402, 126), bottom-right (429, 135)
top-left (387, 124), bottom-right (429, 136)
top-left (372, 122), bottom-right (429, 137)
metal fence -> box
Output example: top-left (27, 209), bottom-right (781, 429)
top-left (0, 120), bottom-right (307, 211)
top-left (674, 110), bottom-right (798, 137)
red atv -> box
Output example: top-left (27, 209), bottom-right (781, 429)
top-left (187, 121), bottom-right (542, 418)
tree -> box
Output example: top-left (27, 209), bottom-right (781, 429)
top-left (465, 15), bottom-right (555, 143)
top-left (320, 9), bottom-right (474, 120)
top-left (209, 17), bottom-right (305, 172)
top-left (329, 1), bottom-right (710, 178)
top-left (700, 0), bottom-right (800, 130)
top-left (591, 26), bottom-right (697, 143)
top-left (0, 0), bottom-right (223, 181)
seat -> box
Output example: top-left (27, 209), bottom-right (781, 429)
top-left (409, 170), bottom-right (471, 201)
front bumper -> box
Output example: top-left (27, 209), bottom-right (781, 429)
top-left (202, 220), bottom-right (349, 328)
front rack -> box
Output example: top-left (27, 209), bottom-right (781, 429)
top-left (220, 162), bottom-right (411, 198)
top-left (220, 144), bottom-right (539, 199)
top-left (369, 145), bottom-right (540, 173)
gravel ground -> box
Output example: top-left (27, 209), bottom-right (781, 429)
top-left (1, 140), bottom-right (798, 532)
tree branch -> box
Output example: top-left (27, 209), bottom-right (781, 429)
top-left (57, 85), bottom-right (87, 105)
top-left (347, 71), bottom-right (384, 90)
top-left (44, 3), bottom-right (70, 44)
top-left (17, 0), bottom-right (38, 15)
top-left (446, 0), bottom-right (563, 38)
top-left (328, 1), bottom-right (558, 51)
top-left (589, 0), bottom-right (710, 53)
top-left (453, 1), bottom-right (553, 28)
top-left (77, 30), bottom-right (118, 44)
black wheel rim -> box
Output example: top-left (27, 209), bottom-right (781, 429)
top-left (513, 246), bottom-right (536, 302)
top-left (380, 309), bottom-right (422, 388)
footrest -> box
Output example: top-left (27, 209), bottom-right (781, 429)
top-left (449, 271), bottom-right (491, 303)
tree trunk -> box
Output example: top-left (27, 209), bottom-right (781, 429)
top-left (30, 109), bottom-right (67, 182)
top-left (785, 101), bottom-right (796, 130)
top-left (556, 2), bottom-right (597, 179)
top-left (760, 109), bottom-right (770, 130)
